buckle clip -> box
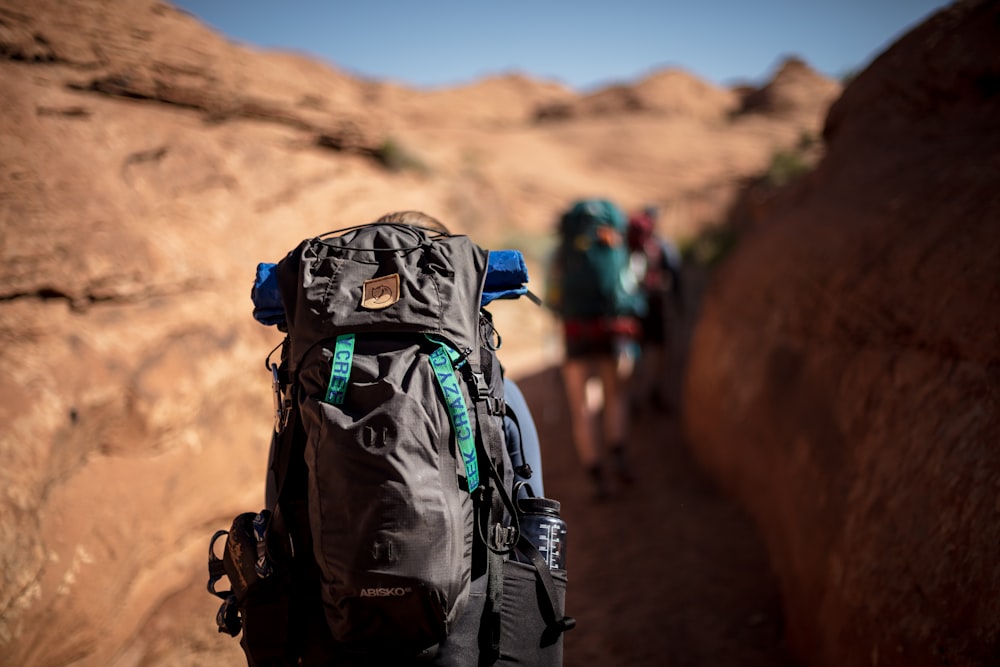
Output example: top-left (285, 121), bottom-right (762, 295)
top-left (271, 363), bottom-right (290, 432)
top-left (215, 595), bottom-right (242, 636)
top-left (470, 371), bottom-right (489, 400)
top-left (492, 524), bottom-right (518, 550)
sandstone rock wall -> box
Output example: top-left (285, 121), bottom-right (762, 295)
top-left (0, 1), bottom-right (836, 664)
top-left (684, 1), bottom-right (1000, 665)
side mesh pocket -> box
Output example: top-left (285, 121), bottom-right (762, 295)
top-left (208, 512), bottom-right (293, 667)
top-left (496, 560), bottom-right (570, 667)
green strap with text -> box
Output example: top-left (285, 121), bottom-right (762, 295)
top-left (429, 344), bottom-right (480, 492)
top-left (324, 334), bottom-right (355, 404)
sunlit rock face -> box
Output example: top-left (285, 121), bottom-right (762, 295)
top-left (735, 55), bottom-right (843, 127)
top-left (0, 1), bottom-right (841, 665)
top-left (684, 1), bottom-right (1000, 665)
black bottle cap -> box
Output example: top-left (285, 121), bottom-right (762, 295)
top-left (517, 496), bottom-right (561, 516)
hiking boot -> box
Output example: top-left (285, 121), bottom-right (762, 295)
top-left (610, 446), bottom-right (635, 485)
top-left (649, 388), bottom-right (673, 415)
top-left (587, 464), bottom-right (610, 501)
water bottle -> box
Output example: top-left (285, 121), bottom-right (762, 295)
top-left (513, 484), bottom-right (568, 571)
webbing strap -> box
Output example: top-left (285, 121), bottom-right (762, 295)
top-left (479, 451), bottom-right (514, 656)
top-left (324, 334), bottom-right (355, 404)
top-left (470, 378), bottom-right (518, 656)
top-left (514, 535), bottom-right (577, 636)
top-left (429, 344), bottom-right (480, 492)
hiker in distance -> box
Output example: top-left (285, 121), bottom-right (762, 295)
top-left (626, 205), bottom-right (684, 414)
top-left (546, 198), bottom-right (644, 500)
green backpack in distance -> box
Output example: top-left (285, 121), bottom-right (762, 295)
top-left (549, 198), bottom-right (641, 321)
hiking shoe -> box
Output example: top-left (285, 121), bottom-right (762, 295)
top-left (649, 388), bottom-right (673, 415)
top-left (610, 447), bottom-right (635, 485)
top-left (588, 464), bottom-right (610, 501)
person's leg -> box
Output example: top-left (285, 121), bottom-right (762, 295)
top-left (600, 350), bottom-right (636, 484)
top-left (561, 358), bottom-right (597, 468)
top-left (562, 357), bottom-right (608, 498)
top-left (641, 342), bottom-right (668, 408)
top-left (653, 342), bottom-right (671, 408)
top-left (637, 291), bottom-right (669, 409)
top-left (630, 337), bottom-right (655, 410)
top-left (598, 354), bottom-right (628, 448)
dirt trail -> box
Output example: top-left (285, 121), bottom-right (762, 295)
top-left (515, 364), bottom-right (796, 667)
top-left (511, 270), bottom-right (797, 667)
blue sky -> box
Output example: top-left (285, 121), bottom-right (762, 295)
top-left (172, 1), bottom-right (952, 91)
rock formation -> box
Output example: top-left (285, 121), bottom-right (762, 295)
top-left (736, 56), bottom-right (843, 126)
top-left (0, 1), bottom-right (837, 665)
top-left (534, 67), bottom-right (738, 121)
top-left (684, 1), bottom-right (1000, 665)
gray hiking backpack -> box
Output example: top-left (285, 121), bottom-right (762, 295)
top-left (208, 218), bottom-right (574, 666)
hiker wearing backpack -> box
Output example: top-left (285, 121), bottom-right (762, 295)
top-left (627, 206), bottom-right (684, 413)
top-left (209, 210), bottom-right (574, 667)
top-left (545, 199), bottom-right (643, 500)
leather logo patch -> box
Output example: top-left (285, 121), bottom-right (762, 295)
top-left (362, 274), bottom-right (400, 310)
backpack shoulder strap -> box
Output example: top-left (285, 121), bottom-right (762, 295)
top-left (460, 339), bottom-right (519, 659)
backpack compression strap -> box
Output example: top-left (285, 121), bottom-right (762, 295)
top-left (429, 343), bottom-right (481, 491)
top-left (465, 362), bottom-right (518, 658)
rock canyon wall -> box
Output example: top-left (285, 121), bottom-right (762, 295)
top-left (15, 0), bottom-right (983, 665)
top-left (684, 1), bottom-right (1000, 665)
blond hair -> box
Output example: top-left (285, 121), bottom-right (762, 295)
top-left (375, 210), bottom-right (448, 232)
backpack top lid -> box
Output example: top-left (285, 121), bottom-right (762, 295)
top-left (274, 220), bottom-right (490, 371)
top-left (252, 248), bottom-right (529, 329)
top-left (552, 198), bottom-right (642, 320)
top-left (559, 198), bottom-right (627, 239)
